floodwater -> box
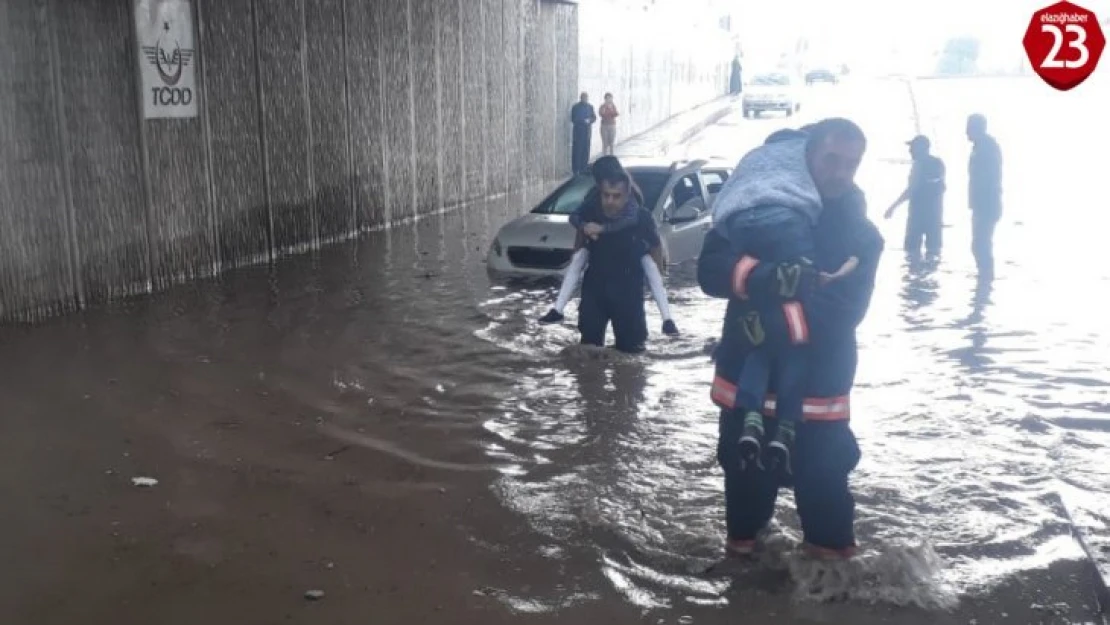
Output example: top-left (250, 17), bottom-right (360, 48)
top-left (2, 76), bottom-right (1109, 625)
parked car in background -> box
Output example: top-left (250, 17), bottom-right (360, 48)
top-left (486, 158), bottom-right (733, 281)
top-left (742, 72), bottom-right (801, 118)
top-left (804, 67), bottom-right (840, 85)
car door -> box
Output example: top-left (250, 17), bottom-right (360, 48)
top-left (699, 168), bottom-right (730, 209)
top-left (656, 166), bottom-right (710, 263)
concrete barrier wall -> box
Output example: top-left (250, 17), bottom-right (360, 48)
top-left (0, 0), bottom-right (578, 321)
top-left (0, 0), bottom-right (729, 322)
top-left (577, 0), bottom-right (732, 151)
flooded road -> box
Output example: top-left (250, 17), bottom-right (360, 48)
top-left (2, 76), bottom-right (1109, 625)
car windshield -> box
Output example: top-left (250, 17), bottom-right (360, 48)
top-left (630, 171), bottom-right (670, 212)
top-left (752, 73), bottom-right (790, 86)
top-left (531, 175), bottom-right (593, 215)
top-left (530, 170), bottom-right (671, 215)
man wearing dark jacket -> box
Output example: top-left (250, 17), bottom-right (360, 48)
top-left (698, 130), bottom-right (883, 558)
top-left (570, 93), bottom-right (598, 175)
top-left (966, 113), bottom-right (1002, 279)
top-left (577, 168), bottom-right (661, 354)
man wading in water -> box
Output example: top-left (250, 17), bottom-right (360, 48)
top-left (575, 165), bottom-right (666, 354)
top-left (699, 120), bottom-right (883, 558)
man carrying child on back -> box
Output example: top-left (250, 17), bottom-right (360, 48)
top-left (539, 156), bottom-right (679, 338)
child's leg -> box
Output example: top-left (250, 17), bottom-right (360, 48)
top-left (639, 254), bottom-right (672, 320)
top-left (736, 348), bottom-right (772, 470)
top-left (766, 344), bottom-right (808, 477)
top-left (553, 248), bottom-right (589, 314)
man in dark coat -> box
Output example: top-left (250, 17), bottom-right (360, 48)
top-left (698, 124), bottom-right (883, 558)
top-left (570, 93), bottom-right (597, 175)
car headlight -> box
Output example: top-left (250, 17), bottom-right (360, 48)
top-left (491, 238), bottom-right (502, 257)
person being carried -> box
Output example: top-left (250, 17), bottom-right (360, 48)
top-left (539, 157), bottom-right (679, 337)
top-left (709, 119), bottom-right (868, 475)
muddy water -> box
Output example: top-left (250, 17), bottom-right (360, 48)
top-left (2, 77), bottom-right (1108, 625)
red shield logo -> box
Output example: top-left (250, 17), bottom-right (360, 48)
top-left (1023, 1), bottom-right (1106, 91)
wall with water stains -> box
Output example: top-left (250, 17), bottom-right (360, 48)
top-left (0, 0), bottom-right (725, 322)
top-left (578, 1), bottom-right (732, 148)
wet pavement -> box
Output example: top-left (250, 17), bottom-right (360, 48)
top-left (2, 76), bottom-right (1109, 625)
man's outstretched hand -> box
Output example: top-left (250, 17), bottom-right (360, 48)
top-left (582, 222), bottom-right (604, 240)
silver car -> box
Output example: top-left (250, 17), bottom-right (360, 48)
top-left (742, 72), bottom-right (802, 118)
top-left (486, 158), bottom-right (733, 280)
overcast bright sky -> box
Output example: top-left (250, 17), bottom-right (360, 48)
top-left (727, 0), bottom-right (1096, 71)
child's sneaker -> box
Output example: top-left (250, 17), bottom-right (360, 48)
top-left (764, 421), bottom-right (795, 478)
top-left (539, 309), bottom-right (564, 324)
top-left (738, 411), bottom-right (765, 471)
top-left (662, 319), bottom-right (680, 336)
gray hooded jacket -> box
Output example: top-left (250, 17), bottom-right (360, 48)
top-left (711, 129), bottom-right (822, 233)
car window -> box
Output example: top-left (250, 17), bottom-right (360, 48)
top-left (629, 171), bottom-right (670, 213)
top-left (530, 175), bottom-right (594, 215)
top-left (701, 170), bottom-right (728, 195)
top-left (660, 173), bottom-right (705, 217)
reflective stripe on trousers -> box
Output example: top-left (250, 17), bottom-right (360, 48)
top-left (710, 375), bottom-right (849, 421)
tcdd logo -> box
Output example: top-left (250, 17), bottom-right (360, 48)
top-left (142, 21), bottom-right (195, 107)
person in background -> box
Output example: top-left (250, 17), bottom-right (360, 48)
top-left (966, 113), bottom-right (1002, 280)
top-left (884, 135), bottom-right (947, 259)
top-left (570, 93), bottom-right (597, 175)
top-left (599, 93), bottom-right (620, 156)
top-left (730, 56), bottom-right (743, 95)
top-left (540, 157), bottom-right (679, 336)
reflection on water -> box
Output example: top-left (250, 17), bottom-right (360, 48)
top-left (3, 77), bottom-right (1108, 622)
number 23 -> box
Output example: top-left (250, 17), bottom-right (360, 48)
top-left (1041, 23), bottom-right (1090, 68)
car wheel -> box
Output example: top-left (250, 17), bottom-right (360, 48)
top-left (794, 103), bottom-right (801, 113)
top-left (785, 106), bottom-right (793, 117)
top-left (742, 107), bottom-right (751, 118)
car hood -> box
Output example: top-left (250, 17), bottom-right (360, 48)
top-left (496, 213), bottom-right (577, 248)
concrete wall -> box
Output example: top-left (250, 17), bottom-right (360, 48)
top-left (577, 0), bottom-right (732, 147)
top-left (0, 0), bottom-right (728, 322)
top-left (0, 0), bottom-right (578, 320)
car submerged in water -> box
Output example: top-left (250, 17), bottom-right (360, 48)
top-left (485, 158), bottom-right (733, 281)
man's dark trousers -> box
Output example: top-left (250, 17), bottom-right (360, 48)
top-left (717, 408), bottom-right (860, 548)
top-left (578, 285), bottom-right (647, 354)
top-left (971, 205), bottom-right (1000, 277)
top-left (905, 205), bottom-right (943, 257)
top-left (572, 124), bottom-right (592, 174)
